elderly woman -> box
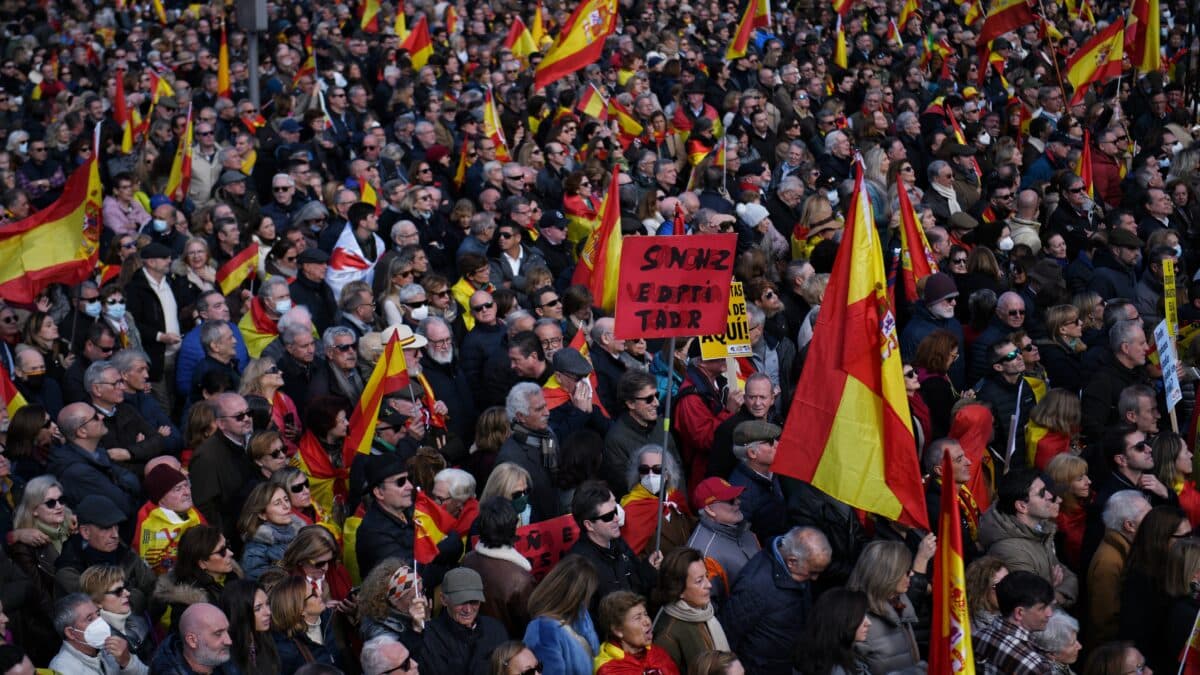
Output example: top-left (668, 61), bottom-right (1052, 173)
top-left (846, 540), bottom-right (926, 674)
top-left (594, 591), bottom-right (679, 674)
top-left (101, 172), bottom-right (152, 236)
top-left (462, 496), bottom-right (534, 638)
top-left (240, 358), bottom-right (300, 453)
top-left (619, 445), bottom-right (694, 556)
top-left (239, 482), bottom-right (305, 581)
top-left (431, 467), bottom-right (479, 524)
top-left (358, 558), bottom-right (428, 651)
top-left (79, 564), bottom-right (154, 664)
top-left (9, 475), bottom-right (72, 595)
top-left (1034, 610), bottom-right (1083, 675)
top-left (651, 547), bottom-right (729, 673)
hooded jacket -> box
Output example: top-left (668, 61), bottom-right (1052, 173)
top-left (977, 508), bottom-right (1078, 606)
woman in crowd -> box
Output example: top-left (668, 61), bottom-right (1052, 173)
top-left (8, 475), bottom-right (70, 596)
top-left (269, 575), bottom-right (339, 672)
top-left (964, 556), bottom-right (1008, 634)
top-left (593, 591), bottom-right (678, 675)
top-left (620, 445), bottom-right (694, 556)
top-left (523, 555), bottom-right (600, 675)
top-left (270, 467), bottom-right (339, 540)
top-left (1153, 431), bottom-right (1200, 525)
top-left (651, 547), bottom-right (729, 673)
top-left (1038, 304), bottom-right (1088, 395)
top-left (845, 540), bottom-right (925, 674)
top-left (1118, 505), bottom-right (1190, 673)
top-left (170, 237), bottom-right (217, 315)
top-left (1081, 641), bottom-right (1151, 675)
top-left (690, 650), bottom-right (746, 675)
top-left (489, 641), bottom-right (543, 675)
top-left (246, 431), bottom-right (289, 489)
top-left (792, 587), bottom-right (872, 675)
top-left (1033, 610), bottom-right (1083, 675)
top-left (359, 559), bottom-right (428, 652)
top-left (221, 578), bottom-right (281, 675)
top-left (481, 462), bottom-right (536, 526)
top-left (462, 496), bottom-right (534, 639)
top-left (294, 396), bottom-right (352, 518)
top-left (239, 358), bottom-right (300, 455)
top-left (239, 482), bottom-right (305, 581)
top-left (1025, 389), bottom-right (1082, 470)
top-left (913, 330), bottom-right (962, 442)
top-left (21, 311), bottom-right (71, 382)
top-left (79, 564), bottom-right (154, 664)
top-left (1046, 454), bottom-right (1091, 570)
top-left (4, 404), bottom-right (60, 482)
top-left (1164, 538), bottom-right (1200, 673)
top-left (152, 524), bottom-right (240, 630)
top-left (278, 525), bottom-right (354, 608)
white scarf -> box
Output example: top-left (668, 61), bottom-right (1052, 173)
top-left (658, 600), bottom-right (731, 651)
top-left (474, 542), bottom-right (533, 571)
top-left (101, 608), bottom-right (130, 633)
top-left (931, 182), bottom-right (962, 215)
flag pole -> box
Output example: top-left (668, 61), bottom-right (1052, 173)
top-left (1178, 598), bottom-right (1200, 675)
top-left (655, 335), bottom-right (677, 554)
top-left (653, 466), bottom-right (669, 554)
top-left (1034, 0), bottom-right (1071, 106)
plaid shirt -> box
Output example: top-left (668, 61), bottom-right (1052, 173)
top-left (974, 618), bottom-right (1056, 675)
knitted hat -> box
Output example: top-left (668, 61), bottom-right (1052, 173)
top-left (144, 464), bottom-right (188, 504)
top-left (922, 272), bottom-right (959, 306)
top-left (386, 565), bottom-right (417, 605)
top-left (736, 202), bottom-right (770, 228)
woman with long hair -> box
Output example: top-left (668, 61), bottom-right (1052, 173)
top-left (651, 548), bottom-right (729, 673)
top-left (4, 404), bottom-right (61, 481)
top-left (620, 445), bottom-right (694, 556)
top-left (1039, 304), bottom-right (1088, 394)
top-left (1119, 505), bottom-right (1190, 673)
top-left (21, 311), bottom-right (72, 382)
top-left (913, 329), bottom-right (963, 439)
top-left (1025, 389), bottom-right (1082, 470)
top-left (1046, 454), bottom-right (1091, 570)
top-left (9, 475), bottom-right (71, 595)
top-left (220, 578), bottom-right (281, 675)
top-left (964, 556), bottom-right (1009, 634)
top-left (238, 482), bottom-right (305, 581)
top-left (1164, 538), bottom-right (1200, 673)
top-left (845, 540), bottom-right (925, 673)
top-left (1153, 432), bottom-right (1200, 525)
top-left (278, 525), bottom-right (354, 608)
top-left (523, 555), bottom-right (600, 675)
top-left (246, 431), bottom-right (289, 487)
top-left (152, 524), bottom-right (241, 630)
top-left (1081, 641), bottom-right (1150, 675)
top-left (466, 406), bottom-right (510, 488)
top-left (358, 558), bottom-right (428, 651)
top-left (269, 575), bottom-right (339, 672)
top-left (269, 468), bottom-right (340, 541)
top-left (793, 588), bottom-right (872, 675)
top-left (239, 358), bottom-right (301, 454)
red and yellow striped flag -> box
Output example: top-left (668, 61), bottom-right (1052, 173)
top-left (165, 105), bottom-right (195, 203)
top-left (453, 140), bottom-right (470, 190)
top-left (834, 15), bottom-right (849, 69)
top-left (531, 2), bottom-right (547, 45)
top-left (483, 88), bottom-right (511, 161)
top-left (0, 365), bottom-right (28, 418)
top-left (360, 0), bottom-right (382, 32)
top-left (0, 135), bottom-right (103, 305)
top-left (347, 329), bottom-right (411, 455)
top-left (216, 243), bottom-right (258, 295)
top-left (1077, 130), bottom-right (1095, 200)
top-left (400, 14), bottom-right (433, 69)
top-left (293, 51), bottom-right (316, 89)
top-left (608, 98), bottom-right (644, 144)
top-left (896, 183), bottom-right (938, 305)
top-left (359, 176), bottom-right (381, 215)
top-left (395, 0), bottom-right (409, 39)
top-left (776, 162), bottom-right (928, 530)
top-left (533, 0), bottom-right (617, 89)
top-left (504, 17), bottom-right (537, 61)
top-left (444, 5), bottom-right (457, 35)
top-left (570, 165), bottom-right (622, 312)
top-left (929, 449), bottom-right (976, 675)
top-left (1126, 0), bottom-right (1159, 73)
top-left (899, 0), bottom-right (919, 30)
top-left (1065, 17), bottom-right (1124, 105)
top-left (964, 0), bottom-right (983, 26)
top-left (832, 0), bottom-right (854, 16)
top-left (217, 24), bottom-right (231, 99)
top-left (576, 84), bottom-right (608, 121)
top-left (413, 490), bottom-right (458, 564)
top-left (726, 0), bottom-right (758, 61)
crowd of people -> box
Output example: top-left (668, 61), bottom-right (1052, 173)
top-left (0, 0), bottom-right (1197, 672)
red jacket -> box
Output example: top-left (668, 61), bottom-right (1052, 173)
top-left (674, 369), bottom-right (735, 489)
top-left (1090, 148), bottom-right (1124, 209)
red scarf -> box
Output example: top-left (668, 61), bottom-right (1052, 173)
top-left (297, 432), bottom-right (351, 502)
top-left (248, 296), bottom-right (279, 335)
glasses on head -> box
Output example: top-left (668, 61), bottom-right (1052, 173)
top-left (638, 464), bottom-right (663, 476)
top-left (471, 301), bottom-right (495, 312)
top-left (591, 508), bottom-right (619, 523)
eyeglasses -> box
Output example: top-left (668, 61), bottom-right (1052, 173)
top-left (220, 410), bottom-right (251, 421)
top-left (638, 464), bottom-right (663, 475)
top-left (333, 343), bottom-right (356, 352)
top-left (403, 300), bottom-right (427, 309)
top-left (308, 558), bottom-right (333, 568)
top-left (0, 315), bottom-right (16, 324)
top-left (211, 545), bottom-right (232, 557)
top-left (1007, 309), bottom-right (1025, 317)
top-left (633, 392), bottom-right (659, 404)
top-left (498, 231), bottom-right (515, 239)
top-left (380, 655), bottom-right (415, 673)
top-left (104, 585), bottom-right (130, 596)
top-left (429, 337), bottom-right (453, 349)
top-left (390, 476), bottom-right (410, 489)
top-left (269, 448), bottom-right (287, 459)
top-left (290, 480), bottom-right (310, 493)
top-left (1131, 440), bottom-right (1153, 453)
top-left (993, 350), bottom-right (1021, 364)
top-left (471, 301), bottom-right (495, 312)
top-left (1021, 343), bottom-right (1037, 352)
top-left (515, 664), bottom-right (544, 675)
top-left (509, 489), bottom-right (529, 501)
top-left (591, 508), bottom-right (619, 522)
top-left (951, 257), bottom-right (967, 265)
top-left (1067, 187), bottom-right (1086, 194)
top-left (43, 497), bottom-right (63, 508)
top-left (273, 186), bottom-right (293, 192)
top-left (903, 369), bottom-right (917, 378)
top-left (539, 297), bottom-right (562, 308)
top-left (197, 130), bottom-right (214, 136)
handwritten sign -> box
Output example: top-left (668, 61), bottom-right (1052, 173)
top-left (613, 234), bottom-right (737, 339)
top-left (1155, 320), bottom-right (1183, 412)
top-left (700, 281), bottom-right (752, 359)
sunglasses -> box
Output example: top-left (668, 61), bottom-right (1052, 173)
top-left (269, 448), bottom-right (287, 459)
top-left (471, 301), bottom-right (495, 312)
top-left (1021, 344), bottom-right (1037, 352)
top-left (403, 300), bottom-right (427, 309)
top-left (381, 655), bottom-right (414, 673)
top-left (591, 508), bottom-right (619, 523)
top-left (993, 350), bottom-right (1022, 364)
top-left (510, 488), bottom-right (529, 500)
top-left (308, 558), bottom-right (333, 568)
top-left (390, 476), bottom-right (410, 489)
top-left (638, 464), bottom-right (663, 475)
top-left (903, 369), bottom-right (917, 378)
top-left (1007, 309), bottom-right (1025, 317)
top-left (540, 298), bottom-right (562, 308)
top-left (633, 392), bottom-right (659, 404)
top-left (221, 410), bottom-right (251, 421)
top-left (43, 497), bottom-right (63, 508)
top-left (333, 343), bottom-right (356, 352)
top-left (516, 664), bottom-right (544, 675)
top-left (104, 585), bottom-right (129, 596)
top-left (951, 257), bottom-right (967, 265)
top-left (290, 480), bottom-right (310, 493)
top-left (212, 545), bottom-right (233, 557)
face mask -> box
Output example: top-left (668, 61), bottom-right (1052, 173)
top-left (80, 617), bottom-right (112, 649)
top-left (616, 503), bottom-right (626, 528)
top-left (105, 303), bottom-right (126, 320)
top-left (511, 494), bottom-right (529, 515)
top-left (17, 142), bottom-right (26, 155)
top-left (997, 236), bottom-right (1014, 252)
top-left (1175, 244), bottom-right (1184, 258)
top-left (152, 218), bottom-right (169, 233)
top-left (274, 299), bottom-right (292, 314)
top-left (409, 305), bottom-right (429, 321)
top-left (83, 301), bottom-right (101, 318)
top-left (1159, 157), bottom-right (1172, 168)
top-left (1171, 142), bottom-right (1184, 155)
top-left (825, 190), bottom-right (839, 207)
top-left (21, 374), bottom-right (44, 391)
top-left (977, 131), bottom-right (992, 146)
top-left (641, 474), bottom-right (663, 494)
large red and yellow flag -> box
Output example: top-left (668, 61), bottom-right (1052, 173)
top-left (897, 183), bottom-right (938, 305)
top-left (1125, 0), bottom-right (1159, 73)
top-left (777, 162), bottom-right (928, 530)
top-left (608, 98), bottom-right (644, 147)
top-left (0, 134), bottom-right (103, 305)
top-left (570, 165), bottom-right (622, 313)
top-left (0, 365), bottom-right (28, 417)
top-left (483, 88), bottom-right (511, 161)
top-left (394, 0), bottom-right (409, 39)
top-left (929, 450), bottom-right (976, 675)
top-left (218, 25), bottom-right (231, 99)
top-left (1065, 18), bottom-right (1124, 105)
top-left (504, 17), bottom-right (537, 61)
top-left (1077, 130), bottom-right (1096, 200)
top-left (977, 0), bottom-right (1037, 61)
top-left (400, 15), bottom-right (433, 70)
top-left (165, 105), bottom-right (194, 203)
top-left (216, 243), bottom-right (258, 295)
top-left (293, 51), bottom-right (317, 88)
top-left (413, 490), bottom-right (457, 564)
top-left (347, 329), bottom-right (411, 455)
top-left (360, 0), bottom-right (382, 32)
top-left (531, 2), bottom-right (547, 44)
top-left (898, 0), bottom-right (919, 30)
top-left (533, 0), bottom-right (618, 89)
top-left (834, 15), bottom-right (849, 69)
top-left (113, 69), bottom-right (135, 154)
top-left (726, 0), bottom-right (758, 60)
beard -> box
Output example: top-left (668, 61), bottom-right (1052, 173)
top-left (427, 349), bottom-right (454, 365)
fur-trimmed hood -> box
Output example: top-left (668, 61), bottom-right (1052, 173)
top-left (153, 563), bottom-right (244, 606)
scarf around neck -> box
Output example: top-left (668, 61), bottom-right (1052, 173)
top-left (37, 519), bottom-right (71, 553)
top-left (931, 182), bottom-right (962, 215)
top-left (660, 599), bottom-right (730, 651)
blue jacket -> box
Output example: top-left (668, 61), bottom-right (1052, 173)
top-left (46, 442), bottom-right (142, 519)
top-left (176, 320), bottom-right (250, 397)
top-left (721, 537), bottom-right (813, 675)
top-left (899, 303), bottom-right (965, 390)
top-left (124, 390), bottom-right (183, 455)
top-left (524, 614), bottom-right (600, 675)
top-left (272, 612), bottom-right (339, 675)
top-left (728, 462), bottom-right (788, 542)
top-left (241, 518), bottom-right (303, 580)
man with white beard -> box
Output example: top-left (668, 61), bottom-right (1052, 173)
top-left (899, 272), bottom-right (967, 390)
top-left (417, 316), bottom-right (477, 444)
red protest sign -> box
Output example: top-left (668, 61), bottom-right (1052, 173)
top-left (613, 233), bottom-right (737, 339)
top-left (471, 514), bottom-right (581, 581)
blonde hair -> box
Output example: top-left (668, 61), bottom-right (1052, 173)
top-left (481, 462), bottom-right (533, 503)
top-left (13, 475), bottom-right (71, 530)
top-left (1046, 453), bottom-right (1089, 512)
top-left (1028, 389), bottom-right (1082, 434)
top-left (79, 564), bottom-right (126, 604)
top-left (1045, 304), bottom-right (1085, 352)
top-left (1166, 537), bottom-right (1200, 597)
top-left (239, 357), bottom-right (278, 397)
top-left (846, 540), bottom-right (913, 615)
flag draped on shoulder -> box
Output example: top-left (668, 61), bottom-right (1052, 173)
top-left (346, 330), bottom-right (411, 456)
top-left (0, 130), bottom-right (103, 305)
top-left (533, 0), bottom-right (618, 89)
top-left (776, 161), bottom-right (928, 530)
top-left (570, 165), bottom-right (622, 313)
top-left (166, 105), bottom-right (194, 203)
top-left (1065, 18), bottom-right (1124, 105)
top-left (929, 450), bottom-right (976, 675)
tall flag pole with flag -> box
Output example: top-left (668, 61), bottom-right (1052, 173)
top-left (400, 15), bottom-right (434, 70)
top-left (898, 0), bottom-right (919, 31)
top-left (570, 165), bottom-right (623, 313)
top-left (832, 0), bottom-right (853, 16)
top-left (531, 2), bottom-right (547, 44)
top-left (218, 22), bottom-right (231, 99)
top-left (165, 105), bottom-right (195, 203)
top-left (504, 17), bottom-right (538, 62)
top-left (0, 367), bottom-right (27, 417)
top-left (1065, 17), bottom-right (1124, 105)
top-left (483, 88), bottom-right (511, 161)
top-left (834, 15), bottom-right (849, 69)
top-left (576, 84), bottom-right (609, 121)
top-left (775, 160), bottom-right (929, 530)
top-left (976, 0), bottom-right (1038, 69)
top-left (726, 0), bottom-right (759, 61)
top-left (1126, 0), bottom-right (1160, 73)
top-left (453, 140), bottom-right (470, 191)
top-left (347, 329), bottom-right (411, 456)
top-left (394, 0), bottom-right (409, 39)
top-left (533, 0), bottom-right (618, 89)
top-left (929, 450), bottom-right (976, 675)
top-left (113, 68), bottom-right (135, 153)
top-left (215, 244), bottom-right (259, 295)
top-left (608, 98), bottom-right (644, 147)
top-left (360, 0), bottom-right (382, 32)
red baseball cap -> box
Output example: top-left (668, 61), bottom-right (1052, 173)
top-left (693, 477), bottom-right (745, 508)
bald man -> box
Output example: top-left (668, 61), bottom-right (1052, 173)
top-left (150, 603), bottom-right (233, 674)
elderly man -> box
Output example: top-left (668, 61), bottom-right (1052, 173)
top-left (50, 592), bottom-right (148, 674)
top-left (187, 321), bottom-right (242, 407)
top-left (289, 247), bottom-right (338, 333)
top-left (355, 455), bottom-right (417, 578)
top-left (460, 290), bottom-right (504, 384)
top-left (497, 383), bottom-right (561, 521)
top-left (722, 526), bottom-right (831, 675)
top-left (86, 360), bottom-right (170, 476)
top-left (149, 603), bottom-right (233, 674)
top-left (709, 373), bottom-right (781, 480)
top-left (54, 495), bottom-right (156, 613)
top-left (1089, 228), bottom-right (1143, 302)
top-left (968, 291), bottom-right (1028, 383)
top-left (547, 347), bottom-right (612, 442)
top-left (307, 326), bottom-right (366, 402)
top-left (361, 636), bottom-right (418, 675)
top-left (189, 393), bottom-right (256, 552)
top-left (588, 318), bottom-right (627, 415)
top-left (337, 286), bottom-right (379, 339)
top-left (687, 477), bottom-right (760, 592)
top-left (175, 291), bottom-right (249, 400)
top-left (48, 403), bottom-right (142, 520)
top-left (12, 345), bottom-right (63, 419)
top-left (417, 316), bottom-right (476, 443)
top-left (411, 568), bottom-right (507, 673)
top-left (111, 349), bottom-right (182, 455)
top-left (1081, 319), bottom-right (1154, 442)
top-left (238, 277), bottom-right (293, 357)
top-left (729, 420), bottom-right (789, 542)
top-left (1086, 490), bottom-right (1151, 645)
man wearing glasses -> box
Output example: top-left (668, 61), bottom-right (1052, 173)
top-left (974, 340), bottom-right (1037, 470)
top-left (568, 480), bottom-right (662, 615)
top-left (1091, 126), bottom-right (1130, 208)
top-left (189, 393), bottom-right (257, 553)
top-left (969, 292), bottom-right (1028, 383)
top-left (50, 404), bottom-right (143, 525)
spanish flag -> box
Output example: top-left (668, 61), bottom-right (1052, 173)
top-left (898, 0), bottom-right (919, 30)
top-left (135, 505), bottom-right (204, 575)
top-left (831, 0), bottom-right (853, 15)
top-left (776, 161), bottom-right (928, 530)
top-left (1077, 130), bottom-right (1096, 200)
top-left (886, 19), bottom-right (904, 47)
top-left (360, 0), bottom-right (382, 32)
top-left (544, 329), bottom-right (603, 411)
top-left (483, 88), bottom-right (511, 161)
top-left (1126, 0), bottom-right (1159, 73)
top-left (216, 243), bottom-right (258, 295)
top-left (896, 183), bottom-right (938, 306)
top-left (533, 0), bottom-right (618, 89)
top-left (0, 133), bottom-right (103, 305)
top-left (929, 449), bottom-right (975, 675)
top-left (608, 98), bottom-right (644, 144)
top-left (165, 105), bottom-right (194, 203)
top-left (833, 15), bottom-right (849, 69)
top-left (619, 483), bottom-right (691, 555)
top-left (977, 0), bottom-right (1038, 55)
top-left (726, 0), bottom-right (757, 61)
top-left (964, 0), bottom-right (983, 25)
top-left (217, 24), bottom-right (231, 99)
top-left (152, 0), bottom-right (167, 23)
top-left (504, 17), bottom-right (537, 61)
top-left (1180, 604), bottom-right (1200, 675)
top-left (1025, 420), bottom-right (1071, 470)
top-left (453, 140), bottom-right (470, 190)
top-left (293, 51), bottom-right (317, 88)
top-left (113, 69), bottom-right (135, 153)
top-left (394, 0), bottom-right (408, 39)
top-left (293, 431), bottom-right (352, 514)
top-left (570, 165), bottom-right (622, 313)
top-left (237, 297), bottom-right (280, 357)
top-left (400, 15), bottom-right (433, 70)
top-left (531, 2), bottom-right (547, 45)
top-left (442, 5), bottom-right (456, 36)
top-left (576, 84), bottom-right (608, 121)
top-left (413, 491), bottom-right (460, 564)
top-left (984, 50), bottom-right (1010, 88)
top-left (346, 329), bottom-right (411, 455)
top-left (1065, 18), bottom-right (1124, 105)
top-left (0, 367), bottom-right (28, 417)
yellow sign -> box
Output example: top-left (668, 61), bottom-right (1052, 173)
top-left (700, 282), bottom-right (751, 359)
top-left (1164, 258), bottom-right (1178, 339)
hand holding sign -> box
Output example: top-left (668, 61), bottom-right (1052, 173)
top-left (614, 234), bottom-right (738, 339)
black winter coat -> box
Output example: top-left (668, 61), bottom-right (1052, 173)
top-left (414, 612), bottom-right (508, 675)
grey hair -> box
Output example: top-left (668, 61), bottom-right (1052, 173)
top-left (271, 173), bottom-right (295, 188)
top-left (785, 260), bottom-right (813, 283)
top-left (746, 304), bottom-right (766, 329)
top-left (625, 444), bottom-right (681, 492)
top-left (258, 275), bottom-right (289, 302)
top-left (824, 130), bottom-right (845, 154)
top-left (483, 160), bottom-right (503, 175)
top-left (360, 635), bottom-right (403, 675)
top-left (1032, 610), bottom-right (1080, 654)
top-left (390, 219), bottom-right (418, 240)
top-left (778, 526), bottom-right (832, 562)
top-left (195, 290), bottom-right (225, 314)
top-left (1117, 384), bottom-right (1156, 419)
top-left (199, 321), bottom-right (230, 353)
top-left (276, 305), bottom-right (313, 336)
top-left (896, 111), bottom-right (918, 130)
top-left (927, 160), bottom-right (949, 184)
top-left (397, 283), bottom-right (425, 303)
top-left (322, 326), bottom-right (356, 351)
top-left (779, 175), bottom-right (805, 194)
top-left (433, 468), bottom-right (477, 500)
top-left (1101, 490), bottom-right (1150, 532)
top-left (693, 208), bottom-right (717, 228)
top-left (109, 348), bottom-right (150, 375)
top-left (505, 382), bottom-right (543, 422)
top-left (83, 360), bottom-right (117, 393)
top-left (53, 592), bottom-right (94, 637)
top-left (417, 315), bottom-right (451, 338)
top-left (469, 212), bottom-right (496, 235)
top-left (1109, 319), bottom-right (1144, 354)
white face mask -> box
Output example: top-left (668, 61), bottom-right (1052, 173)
top-left (517, 503), bottom-right (532, 526)
top-left (977, 131), bottom-right (992, 146)
top-left (152, 218), bottom-right (169, 233)
top-left (274, 299), bottom-right (293, 314)
top-left (409, 304), bottom-right (429, 321)
top-left (105, 303), bottom-right (127, 320)
top-left (81, 616), bottom-right (112, 648)
top-left (997, 236), bottom-right (1014, 252)
top-left (826, 190), bottom-right (839, 207)
top-left (1171, 142), bottom-right (1184, 155)
top-left (640, 474), bottom-right (662, 495)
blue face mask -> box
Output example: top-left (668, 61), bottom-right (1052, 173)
top-left (152, 218), bottom-right (169, 233)
top-left (83, 300), bottom-right (101, 318)
top-left (106, 303), bottom-right (126, 320)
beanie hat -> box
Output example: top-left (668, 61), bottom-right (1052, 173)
top-left (144, 464), bottom-right (188, 504)
top-left (736, 202), bottom-right (770, 228)
top-left (922, 272), bottom-right (959, 306)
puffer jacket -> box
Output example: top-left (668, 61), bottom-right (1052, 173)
top-left (978, 508), bottom-right (1078, 606)
top-left (241, 517), bottom-right (305, 580)
top-left (855, 593), bottom-right (925, 675)
top-left (686, 513), bottom-right (761, 592)
top-left (720, 537), bottom-right (812, 675)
